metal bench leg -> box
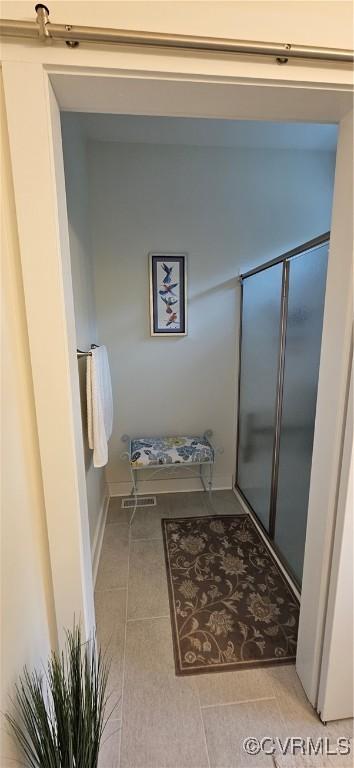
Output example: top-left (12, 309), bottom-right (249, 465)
top-left (200, 462), bottom-right (214, 504)
top-left (129, 466), bottom-right (138, 526)
top-left (199, 463), bottom-right (206, 492)
top-left (208, 463), bottom-right (213, 501)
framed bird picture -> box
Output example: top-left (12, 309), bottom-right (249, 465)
top-left (149, 253), bottom-right (188, 336)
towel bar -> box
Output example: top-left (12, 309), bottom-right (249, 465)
top-left (76, 343), bottom-right (100, 358)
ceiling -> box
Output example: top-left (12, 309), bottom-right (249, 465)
top-left (69, 113), bottom-right (338, 151)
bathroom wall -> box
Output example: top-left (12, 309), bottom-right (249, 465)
top-left (88, 139), bottom-right (336, 494)
top-left (61, 115), bottom-right (107, 560)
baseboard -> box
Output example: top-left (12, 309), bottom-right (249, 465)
top-left (108, 475), bottom-right (232, 497)
top-left (92, 492), bottom-right (109, 586)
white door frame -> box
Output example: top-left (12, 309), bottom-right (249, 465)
top-left (2, 59), bottom-right (353, 708)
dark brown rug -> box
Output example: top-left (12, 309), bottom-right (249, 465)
top-left (162, 514), bottom-right (299, 676)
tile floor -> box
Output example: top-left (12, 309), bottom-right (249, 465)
top-left (95, 491), bottom-right (353, 768)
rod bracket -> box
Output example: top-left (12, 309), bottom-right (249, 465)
top-left (276, 42), bottom-right (291, 64)
top-left (35, 3), bottom-right (51, 41)
top-left (65, 25), bottom-right (79, 48)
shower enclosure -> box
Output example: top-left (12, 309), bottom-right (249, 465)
top-left (236, 233), bottom-right (329, 588)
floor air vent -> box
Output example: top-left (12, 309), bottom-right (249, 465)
top-left (121, 496), bottom-right (157, 509)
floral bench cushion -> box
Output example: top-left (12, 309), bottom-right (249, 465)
top-left (130, 436), bottom-right (214, 467)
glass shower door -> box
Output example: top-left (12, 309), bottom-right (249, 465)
top-left (236, 234), bottom-right (329, 587)
top-left (237, 264), bottom-right (283, 531)
top-left (274, 244), bottom-right (328, 584)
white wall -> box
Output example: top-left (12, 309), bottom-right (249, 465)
top-left (61, 115), bottom-right (107, 557)
top-left (88, 139), bottom-right (335, 494)
top-left (1, 78), bottom-right (57, 765)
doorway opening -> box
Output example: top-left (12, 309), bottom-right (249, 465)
top-left (60, 111), bottom-right (337, 607)
top-left (5, 54), bottom-right (351, 723)
top-left (57, 110), bottom-right (349, 751)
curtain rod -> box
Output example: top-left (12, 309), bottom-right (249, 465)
top-left (0, 4), bottom-right (353, 64)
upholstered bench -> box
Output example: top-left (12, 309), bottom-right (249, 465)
top-left (121, 431), bottom-right (215, 523)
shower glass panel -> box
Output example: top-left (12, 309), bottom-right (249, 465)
top-left (237, 264), bottom-right (283, 531)
top-left (274, 244), bottom-right (328, 584)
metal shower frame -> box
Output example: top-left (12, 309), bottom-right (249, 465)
top-left (235, 231), bottom-right (331, 587)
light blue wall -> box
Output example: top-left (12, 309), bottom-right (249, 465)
top-left (61, 115), bottom-right (107, 547)
top-left (87, 140), bottom-right (336, 492)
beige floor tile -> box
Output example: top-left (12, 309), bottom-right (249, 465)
top-left (271, 666), bottom-right (339, 740)
top-left (275, 740), bottom-right (353, 768)
top-left (95, 491), bottom-right (351, 768)
top-left (328, 736), bottom-right (353, 767)
top-left (96, 524), bottom-right (130, 591)
top-left (208, 490), bottom-right (246, 515)
top-left (106, 497), bottom-right (131, 526)
top-left (326, 719), bottom-right (353, 742)
top-left (95, 589), bottom-right (127, 719)
top-left (274, 741), bottom-right (349, 768)
top-left (168, 491), bottom-right (209, 517)
top-left (202, 697), bottom-right (284, 767)
top-left (196, 666), bottom-right (277, 708)
top-left (325, 729), bottom-right (353, 768)
top-left (127, 539), bottom-right (169, 620)
top-left (107, 495), bottom-right (171, 530)
top-left (131, 496), bottom-right (171, 540)
top-left (269, 668), bottom-right (354, 767)
top-left (120, 617), bottom-right (209, 768)
top-left (275, 755), bottom-right (335, 768)
top-left (98, 718), bottom-right (121, 768)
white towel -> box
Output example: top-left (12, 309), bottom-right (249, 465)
top-left (86, 346), bottom-right (113, 468)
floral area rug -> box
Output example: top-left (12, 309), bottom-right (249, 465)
top-left (161, 514), bottom-right (299, 675)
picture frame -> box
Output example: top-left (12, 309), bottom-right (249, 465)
top-left (149, 252), bottom-right (188, 336)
